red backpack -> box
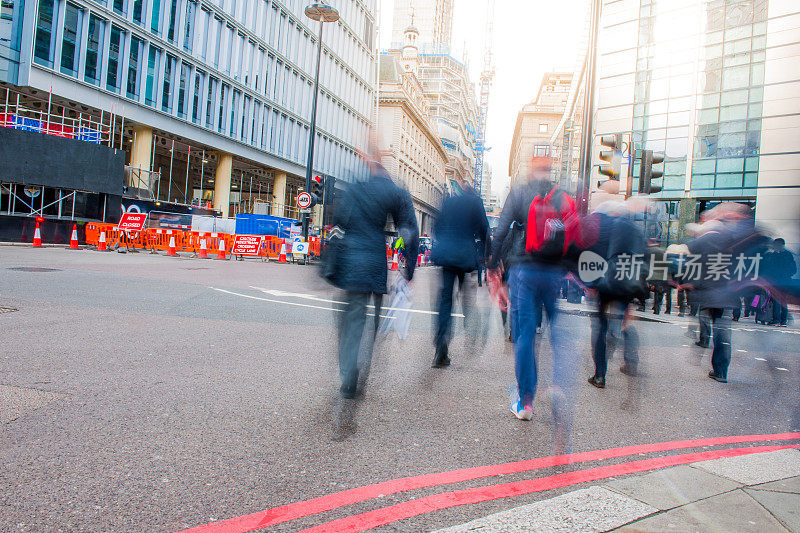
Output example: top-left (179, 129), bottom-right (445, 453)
top-left (525, 189), bottom-right (579, 258)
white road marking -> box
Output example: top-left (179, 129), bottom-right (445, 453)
top-left (755, 357), bottom-right (767, 361)
top-left (776, 368), bottom-right (789, 372)
top-left (249, 286), bottom-right (463, 317)
top-left (737, 350), bottom-right (747, 353)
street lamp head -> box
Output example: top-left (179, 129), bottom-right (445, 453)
top-left (305, 3), bottom-right (339, 22)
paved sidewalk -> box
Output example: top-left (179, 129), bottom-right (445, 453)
top-left (435, 448), bottom-right (800, 532)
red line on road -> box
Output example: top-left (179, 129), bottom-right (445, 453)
top-left (298, 444), bottom-right (799, 533)
top-left (176, 433), bottom-right (800, 533)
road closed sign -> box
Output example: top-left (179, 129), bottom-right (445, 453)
top-left (231, 234), bottom-right (263, 255)
top-left (118, 212), bottom-right (148, 232)
top-left (297, 191), bottom-right (313, 209)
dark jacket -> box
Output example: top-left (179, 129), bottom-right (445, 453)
top-left (763, 249), bottom-right (797, 282)
top-left (332, 168), bottom-right (419, 294)
top-left (488, 179), bottom-right (567, 269)
top-left (687, 219), bottom-right (767, 309)
top-left (431, 186), bottom-right (489, 272)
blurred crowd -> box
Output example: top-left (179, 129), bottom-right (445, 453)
top-left (321, 148), bottom-right (799, 448)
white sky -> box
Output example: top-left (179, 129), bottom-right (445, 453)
top-left (378, 0), bottom-right (591, 195)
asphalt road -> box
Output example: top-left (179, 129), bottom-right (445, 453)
top-left (0, 246), bottom-right (797, 532)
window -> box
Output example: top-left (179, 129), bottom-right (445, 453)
top-left (126, 36), bottom-right (143, 98)
top-left (192, 71), bottom-right (204, 123)
top-left (166, 0), bottom-right (178, 41)
top-left (205, 77), bottom-right (217, 128)
top-left (183, 0), bottom-right (195, 51)
top-left (538, 123), bottom-right (548, 133)
top-left (145, 45), bottom-right (161, 106)
top-left (132, 0), bottom-right (143, 24)
top-left (151, 0), bottom-right (161, 34)
top-left (84, 14), bottom-right (104, 85)
top-left (162, 54), bottom-right (176, 112)
top-left (177, 63), bottom-right (190, 118)
top-left (33, 0), bottom-right (57, 67)
top-left (218, 83), bottom-right (227, 132)
top-left (60, 3), bottom-right (81, 76)
top-left (106, 25), bottom-right (123, 92)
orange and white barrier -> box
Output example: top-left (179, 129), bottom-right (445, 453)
top-left (69, 224), bottom-right (79, 249)
top-left (390, 252), bottom-right (399, 270)
top-left (198, 237), bottom-right (208, 259)
top-left (32, 222), bottom-right (42, 247)
top-left (216, 238), bottom-right (226, 260)
top-left (278, 242), bottom-right (287, 263)
top-left (167, 235), bottom-right (177, 256)
top-left (98, 231), bottom-right (107, 251)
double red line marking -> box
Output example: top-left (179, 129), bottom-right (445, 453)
top-left (178, 432), bottom-right (800, 533)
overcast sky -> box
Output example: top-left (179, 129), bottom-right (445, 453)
top-left (378, 0), bottom-right (591, 194)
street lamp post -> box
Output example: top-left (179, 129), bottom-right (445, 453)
top-left (302, 3), bottom-right (339, 240)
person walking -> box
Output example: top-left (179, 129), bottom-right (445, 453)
top-left (431, 177), bottom-right (489, 367)
top-left (763, 238), bottom-right (797, 326)
top-left (324, 156), bottom-right (418, 398)
top-left (488, 156), bottom-right (579, 435)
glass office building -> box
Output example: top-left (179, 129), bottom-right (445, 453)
top-left (1, 0), bottom-right (377, 217)
top-left (594, 0), bottom-right (800, 246)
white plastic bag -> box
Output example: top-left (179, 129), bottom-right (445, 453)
top-left (380, 274), bottom-right (413, 339)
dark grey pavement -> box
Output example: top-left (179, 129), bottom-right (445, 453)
top-left (0, 246), bottom-right (798, 532)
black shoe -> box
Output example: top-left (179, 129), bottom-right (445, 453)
top-left (588, 376), bottom-right (605, 389)
top-left (678, 312), bottom-right (685, 317)
top-left (708, 371), bottom-right (727, 383)
top-left (695, 341), bottom-right (709, 348)
top-left (620, 365), bottom-right (637, 376)
top-left (432, 346), bottom-right (451, 368)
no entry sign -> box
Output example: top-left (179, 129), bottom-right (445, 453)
top-left (118, 212), bottom-right (148, 232)
top-left (297, 191), bottom-right (313, 209)
top-left (231, 234), bottom-right (263, 255)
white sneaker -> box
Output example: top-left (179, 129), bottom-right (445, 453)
top-left (510, 400), bottom-right (533, 420)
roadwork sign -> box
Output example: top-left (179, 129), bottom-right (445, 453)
top-left (118, 212), bottom-right (148, 232)
top-left (231, 234), bottom-right (263, 255)
top-left (292, 241), bottom-right (309, 255)
top-left (297, 192), bottom-right (313, 209)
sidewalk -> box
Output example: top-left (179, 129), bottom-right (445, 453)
top-left (435, 448), bottom-right (800, 532)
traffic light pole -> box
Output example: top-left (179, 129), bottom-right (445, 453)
top-left (302, 20), bottom-right (325, 240)
top-left (577, 0), bottom-right (602, 215)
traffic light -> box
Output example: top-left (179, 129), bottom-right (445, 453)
top-left (598, 133), bottom-right (623, 181)
top-left (311, 175), bottom-right (324, 205)
top-left (639, 150), bottom-right (665, 194)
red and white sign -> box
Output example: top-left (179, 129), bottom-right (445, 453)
top-left (297, 191), bottom-right (313, 209)
top-left (231, 234), bottom-right (263, 255)
top-left (118, 212), bottom-right (148, 232)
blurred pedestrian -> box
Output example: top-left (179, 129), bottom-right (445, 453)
top-left (431, 176), bottom-right (489, 367)
top-left (324, 154), bottom-right (418, 398)
top-left (763, 237), bottom-right (797, 326)
top-left (488, 155), bottom-right (579, 448)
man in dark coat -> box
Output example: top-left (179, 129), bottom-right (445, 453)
top-left (762, 237), bottom-right (797, 326)
top-left (331, 160), bottom-right (418, 398)
top-left (431, 178), bottom-right (489, 367)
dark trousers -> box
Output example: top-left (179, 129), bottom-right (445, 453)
top-left (435, 267), bottom-right (469, 352)
top-left (592, 294), bottom-right (638, 379)
top-left (772, 298), bottom-right (789, 325)
top-left (699, 307), bottom-right (732, 378)
top-left (652, 282), bottom-right (672, 313)
top-left (677, 288), bottom-right (687, 315)
top-left (338, 291), bottom-right (383, 393)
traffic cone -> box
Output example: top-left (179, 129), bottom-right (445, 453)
top-left (198, 238), bottom-right (208, 259)
top-left (216, 238), bottom-right (226, 260)
top-left (417, 253), bottom-right (423, 266)
top-left (278, 242), bottom-right (287, 263)
top-left (167, 235), bottom-right (177, 256)
top-left (32, 222), bottom-right (42, 247)
top-left (390, 252), bottom-right (399, 270)
top-left (98, 231), bottom-right (108, 251)
top-left (69, 224), bottom-right (79, 249)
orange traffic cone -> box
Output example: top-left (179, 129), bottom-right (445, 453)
top-left (198, 237), bottom-right (208, 259)
top-left (216, 238), bottom-right (226, 260)
top-left (167, 235), bottom-right (177, 256)
top-left (278, 242), bottom-right (287, 263)
top-left (98, 231), bottom-right (108, 251)
top-left (69, 224), bottom-right (79, 249)
top-left (32, 222), bottom-right (42, 247)
top-left (390, 252), bottom-right (399, 270)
